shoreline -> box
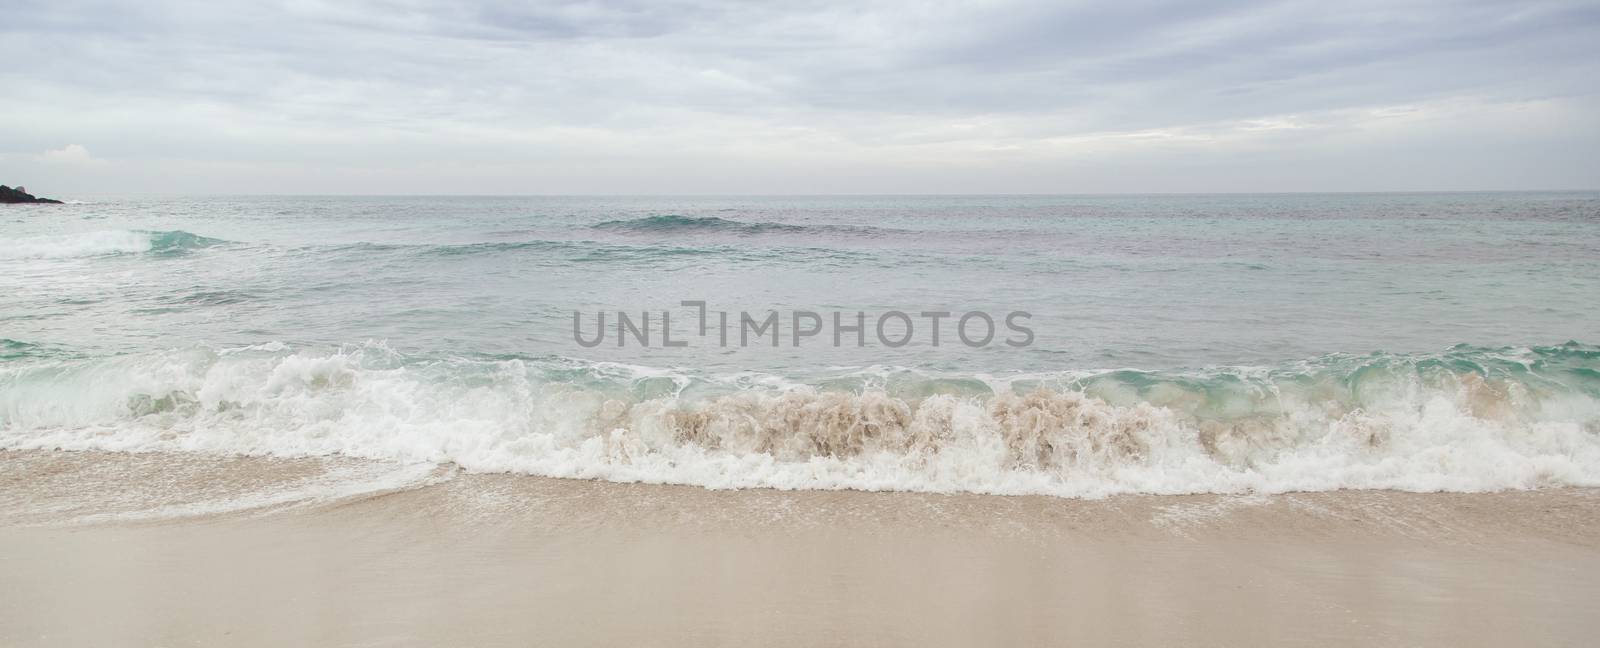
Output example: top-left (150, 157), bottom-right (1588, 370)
top-left (4, 449), bottom-right (1600, 646)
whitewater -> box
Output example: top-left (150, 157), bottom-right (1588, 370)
top-left (3, 340), bottom-right (1599, 497)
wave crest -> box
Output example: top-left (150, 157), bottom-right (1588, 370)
top-left (594, 214), bottom-right (809, 234)
top-left (591, 214), bottom-right (893, 237)
top-left (2, 343), bottom-right (1598, 497)
top-left (1, 230), bottom-right (227, 259)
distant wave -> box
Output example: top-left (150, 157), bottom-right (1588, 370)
top-left (0, 230), bottom-right (228, 260)
top-left (3, 341), bottom-right (1598, 498)
top-left (593, 214), bottom-right (893, 236)
top-left (35, 223), bottom-right (899, 265)
top-left (313, 239), bottom-right (734, 262)
top-left (594, 215), bottom-right (809, 234)
top-left (305, 238), bottom-right (874, 267)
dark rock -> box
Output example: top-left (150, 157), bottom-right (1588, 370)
top-left (0, 185), bottom-right (64, 204)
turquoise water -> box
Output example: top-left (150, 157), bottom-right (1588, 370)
top-left (2, 193), bottom-right (1598, 496)
top-left (4, 192), bottom-right (1598, 368)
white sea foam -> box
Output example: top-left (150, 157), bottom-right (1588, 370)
top-left (55, 460), bottom-right (447, 526)
top-left (0, 229), bottom-right (223, 260)
top-left (1, 230), bottom-right (155, 259)
top-left (2, 343), bottom-right (1598, 498)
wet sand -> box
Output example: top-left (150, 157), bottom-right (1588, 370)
top-left (2, 450), bottom-right (1599, 647)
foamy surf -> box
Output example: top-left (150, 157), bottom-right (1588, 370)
top-left (0, 229), bottom-right (226, 259)
top-left (2, 342), bottom-right (1596, 499)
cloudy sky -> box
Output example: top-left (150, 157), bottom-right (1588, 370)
top-left (3, 0), bottom-right (1597, 194)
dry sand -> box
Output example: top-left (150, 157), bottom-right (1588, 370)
top-left (2, 449), bottom-right (1598, 647)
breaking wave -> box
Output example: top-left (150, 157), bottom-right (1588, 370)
top-left (1, 230), bottom-right (228, 259)
top-left (2, 342), bottom-right (1598, 498)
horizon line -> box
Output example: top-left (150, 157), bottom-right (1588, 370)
top-left (23, 188), bottom-right (1600, 199)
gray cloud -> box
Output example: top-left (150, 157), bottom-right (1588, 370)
top-left (1, 0), bottom-right (1597, 193)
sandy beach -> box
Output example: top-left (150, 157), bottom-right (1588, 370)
top-left (3, 449), bottom-right (1598, 647)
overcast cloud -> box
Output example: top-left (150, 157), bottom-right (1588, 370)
top-left (2, 0), bottom-right (1597, 194)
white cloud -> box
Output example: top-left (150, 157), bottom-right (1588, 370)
top-left (39, 144), bottom-right (102, 165)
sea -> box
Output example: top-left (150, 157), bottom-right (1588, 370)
top-left (3, 192), bottom-right (1598, 499)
